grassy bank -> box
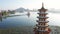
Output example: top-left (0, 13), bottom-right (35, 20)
top-left (0, 26), bottom-right (60, 34)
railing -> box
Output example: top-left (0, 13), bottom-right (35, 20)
top-left (36, 24), bottom-right (48, 27)
top-left (36, 20), bottom-right (49, 23)
top-left (38, 30), bottom-right (47, 32)
top-left (37, 16), bottom-right (48, 18)
top-left (37, 12), bottom-right (48, 14)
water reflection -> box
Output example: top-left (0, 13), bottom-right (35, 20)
top-left (0, 12), bottom-right (60, 26)
top-left (27, 12), bottom-right (30, 17)
top-left (0, 15), bottom-right (7, 22)
top-left (0, 16), bottom-right (2, 22)
top-left (0, 12), bottom-right (30, 21)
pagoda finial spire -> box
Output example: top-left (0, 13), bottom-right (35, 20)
top-left (42, 2), bottom-right (44, 8)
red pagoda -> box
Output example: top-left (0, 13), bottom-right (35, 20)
top-left (33, 3), bottom-right (51, 34)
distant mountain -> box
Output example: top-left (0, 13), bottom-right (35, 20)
top-left (15, 7), bottom-right (30, 12)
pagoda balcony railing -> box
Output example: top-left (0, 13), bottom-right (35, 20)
top-left (37, 16), bottom-right (48, 18)
top-left (37, 13), bottom-right (48, 14)
top-left (36, 24), bottom-right (48, 27)
top-left (37, 30), bottom-right (47, 32)
top-left (36, 20), bottom-right (49, 23)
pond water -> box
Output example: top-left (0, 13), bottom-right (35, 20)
top-left (0, 12), bottom-right (60, 29)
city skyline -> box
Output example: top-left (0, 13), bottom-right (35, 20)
top-left (0, 0), bottom-right (60, 10)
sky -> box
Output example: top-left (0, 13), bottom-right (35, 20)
top-left (0, 0), bottom-right (60, 10)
